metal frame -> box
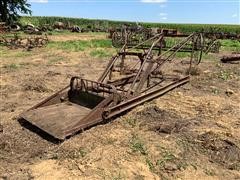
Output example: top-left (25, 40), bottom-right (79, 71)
top-left (20, 32), bottom-right (203, 140)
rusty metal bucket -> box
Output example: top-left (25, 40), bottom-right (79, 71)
top-left (20, 78), bottom-right (114, 140)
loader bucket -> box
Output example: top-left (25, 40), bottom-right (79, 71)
top-left (20, 78), bottom-right (113, 140)
top-left (20, 33), bottom-right (201, 141)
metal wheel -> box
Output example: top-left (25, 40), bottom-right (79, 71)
top-left (112, 32), bottom-right (123, 47)
top-left (192, 33), bottom-right (204, 65)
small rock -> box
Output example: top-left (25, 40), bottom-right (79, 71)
top-left (157, 124), bottom-right (174, 134)
top-left (203, 70), bottom-right (211, 74)
top-left (164, 162), bottom-right (178, 171)
top-left (176, 91), bottom-right (183, 96)
top-left (225, 89), bottom-right (234, 96)
top-left (210, 86), bottom-right (217, 89)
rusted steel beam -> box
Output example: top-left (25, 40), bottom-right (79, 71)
top-left (107, 74), bottom-right (137, 86)
top-left (103, 76), bottom-right (190, 119)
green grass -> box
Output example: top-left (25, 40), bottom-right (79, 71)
top-left (129, 135), bottom-right (148, 155)
top-left (90, 49), bottom-right (112, 58)
top-left (3, 63), bottom-right (29, 71)
top-left (218, 70), bottom-right (232, 80)
top-left (164, 38), bottom-right (239, 60)
top-left (48, 40), bottom-right (88, 51)
top-left (67, 147), bottom-right (88, 159)
top-left (175, 52), bottom-right (190, 58)
top-left (156, 151), bottom-right (176, 168)
top-left (211, 88), bottom-right (220, 95)
top-left (220, 40), bottom-right (240, 52)
top-left (146, 158), bottom-right (155, 171)
top-left (47, 39), bottom-right (112, 52)
top-left (125, 118), bottom-right (137, 128)
top-left (165, 37), bottom-right (181, 47)
top-left (15, 51), bottom-right (32, 57)
top-left (91, 39), bottom-right (112, 48)
top-left (202, 53), bottom-right (217, 60)
top-left (204, 168), bottom-right (216, 176)
top-left (4, 63), bottom-right (19, 69)
top-left (78, 147), bottom-right (87, 158)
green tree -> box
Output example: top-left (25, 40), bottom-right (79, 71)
top-left (0, 0), bottom-right (31, 25)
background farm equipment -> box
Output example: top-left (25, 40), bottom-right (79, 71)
top-left (221, 53), bottom-right (240, 63)
top-left (20, 32), bottom-right (203, 140)
top-left (111, 27), bottom-right (225, 54)
top-left (203, 31), bottom-right (240, 41)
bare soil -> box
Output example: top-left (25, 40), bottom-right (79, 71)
top-left (0, 33), bottom-right (240, 180)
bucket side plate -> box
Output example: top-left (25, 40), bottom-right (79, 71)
top-left (21, 102), bottom-right (91, 139)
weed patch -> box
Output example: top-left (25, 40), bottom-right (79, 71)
top-left (146, 158), bottom-right (155, 171)
top-left (3, 63), bottom-right (21, 70)
top-left (3, 63), bottom-right (19, 69)
top-left (48, 39), bottom-right (112, 52)
top-left (90, 39), bottom-right (112, 48)
top-left (218, 70), bottom-right (232, 80)
top-left (48, 40), bottom-right (88, 51)
top-left (90, 49), bottom-right (111, 58)
top-left (129, 135), bottom-right (147, 155)
top-left (220, 40), bottom-right (240, 52)
top-left (67, 147), bottom-right (88, 159)
top-left (125, 118), bottom-right (137, 128)
top-left (156, 151), bottom-right (176, 168)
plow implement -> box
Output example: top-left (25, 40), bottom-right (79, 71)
top-left (111, 27), bottom-right (240, 54)
top-left (20, 33), bottom-right (203, 140)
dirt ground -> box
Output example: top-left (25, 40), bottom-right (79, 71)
top-left (0, 33), bottom-right (240, 180)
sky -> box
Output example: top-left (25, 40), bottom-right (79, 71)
top-left (28, 0), bottom-right (240, 25)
